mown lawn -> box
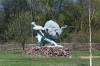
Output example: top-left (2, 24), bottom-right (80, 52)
top-left (0, 50), bottom-right (100, 66)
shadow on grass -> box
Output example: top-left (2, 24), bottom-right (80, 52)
top-left (77, 64), bottom-right (89, 66)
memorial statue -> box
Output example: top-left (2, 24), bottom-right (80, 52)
top-left (31, 20), bottom-right (67, 47)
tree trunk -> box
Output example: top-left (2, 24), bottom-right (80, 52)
top-left (22, 43), bottom-right (25, 50)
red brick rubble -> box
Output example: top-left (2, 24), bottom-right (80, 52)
top-left (23, 46), bottom-right (71, 58)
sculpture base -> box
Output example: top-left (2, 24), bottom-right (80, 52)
top-left (23, 46), bottom-right (71, 58)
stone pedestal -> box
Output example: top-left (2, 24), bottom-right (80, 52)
top-left (23, 46), bottom-right (71, 58)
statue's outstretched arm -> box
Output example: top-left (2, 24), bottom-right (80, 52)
top-left (61, 25), bottom-right (67, 30)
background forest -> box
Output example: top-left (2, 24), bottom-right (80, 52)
top-left (0, 0), bottom-right (100, 45)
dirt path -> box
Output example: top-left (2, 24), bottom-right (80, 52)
top-left (80, 56), bottom-right (100, 59)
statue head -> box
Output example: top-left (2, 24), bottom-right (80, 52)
top-left (31, 22), bottom-right (36, 27)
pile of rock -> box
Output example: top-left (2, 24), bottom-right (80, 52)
top-left (23, 46), bottom-right (71, 58)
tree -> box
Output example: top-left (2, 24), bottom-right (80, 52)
top-left (0, 10), bottom-right (7, 44)
top-left (8, 11), bottom-right (31, 50)
top-left (1, 0), bottom-right (100, 44)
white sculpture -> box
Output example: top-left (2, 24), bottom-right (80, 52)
top-left (31, 20), bottom-right (67, 47)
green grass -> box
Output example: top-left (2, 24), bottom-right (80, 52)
top-left (0, 50), bottom-right (100, 66)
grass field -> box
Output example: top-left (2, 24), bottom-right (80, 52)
top-left (0, 50), bottom-right (100, 66)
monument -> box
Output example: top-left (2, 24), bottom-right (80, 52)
top-left (23, 20), bottom-right (71, 58)
top-left (31, 20), bottom-right (67, 47)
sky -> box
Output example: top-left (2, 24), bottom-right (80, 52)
top-left (0, 0), bottom-right (3, 9)
top-left (0, 5), bottom-right (2, 9)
